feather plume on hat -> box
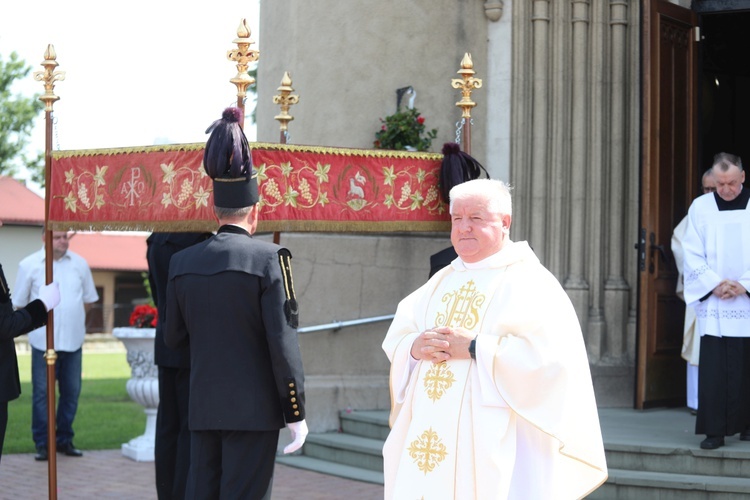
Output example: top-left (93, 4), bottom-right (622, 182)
top-left (204, 107), bottom-right (251, 179)
top-left (439, 143), bottom-right (489, 204)
top-left (203, 107), bottom-right (259, 208)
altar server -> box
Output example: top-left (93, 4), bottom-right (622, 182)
top-left (682, 152), bottom-right (750, 450)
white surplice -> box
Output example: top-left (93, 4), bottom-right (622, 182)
top-left (382, 241), bottom-right (607, 500)
top-left (682, 193), bottom-right (750, 338)
top-left (672, 215), bottom-right (700, 365)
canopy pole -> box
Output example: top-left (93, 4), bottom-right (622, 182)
top-left (34, 43), bottom-right (65, 500)
top-left (271, 71), bottom-right (299, 244)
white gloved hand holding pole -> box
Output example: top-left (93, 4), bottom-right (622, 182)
top-left (283, 420), bottom-right (308, 454)
top-left (38, 282), bottom-right (61, 312)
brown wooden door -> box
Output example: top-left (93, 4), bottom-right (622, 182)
top-left (637, 0), bottom-right (698, 409)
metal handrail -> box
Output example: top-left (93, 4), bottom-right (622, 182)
top-left (298, 314), bottom-right (395, 334)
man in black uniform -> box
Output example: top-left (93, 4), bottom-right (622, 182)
top-left (147, 232), bottom-right (211, 499)
top-left (0, 249), bottom-right (60, 464)
top-left (165, 108), bottom-right (307, 499)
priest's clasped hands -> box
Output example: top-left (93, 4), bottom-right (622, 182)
top-left (713, 279), bottom-right (747, 300)
top-left (411, 326), bottom-right (475, 363)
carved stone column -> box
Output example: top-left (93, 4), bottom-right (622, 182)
top-left (530, 0), bottom-right (551, 263)
top-left (510, 1), bottom-right (641, 401)
top-left (625, 1), bottom-right (642, 363)
top-left (565, 0), bottom-right (592, 353)
top-left (603, 0), bottom-right (631, 360)
top-left (585, 1), bottom-right (607, 362)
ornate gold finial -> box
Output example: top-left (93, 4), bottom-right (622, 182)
top-left (227, 19), bottom-right (259, 100)
top-left (450, 53), bottom-right (482, 119)
top-left (33, 44), bottom-right (65, 112)
top-left (273, 71), bottom-right (299, 133)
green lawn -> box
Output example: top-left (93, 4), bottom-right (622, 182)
top-left (5, 352), bottom-right (146, 454)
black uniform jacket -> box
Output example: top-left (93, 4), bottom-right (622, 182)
top-left (165, 225), bottom-right (305, 431)
top-left (0, 263), bottom-right (48, 403)
top-left (147, 232), bottom-right (212, 369)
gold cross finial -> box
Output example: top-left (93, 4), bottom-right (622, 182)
top-left (450, 53), bottom-right (482, 119)
top-left (34, 45), bottom-right (65, 112)
top-left (227, 19), bottom-right (259, 100)
top-left (273, 71), bottom-right (300, 133)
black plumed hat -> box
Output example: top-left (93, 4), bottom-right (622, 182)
top-left (439, 142), bottom-right (489, 204)
top-left (203, 107), bottom-right (259, 208)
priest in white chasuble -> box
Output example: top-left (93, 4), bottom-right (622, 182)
top-left (382, 179), bottom-right (607, 499)
top-left (682, 152), bottom-right (750, 451)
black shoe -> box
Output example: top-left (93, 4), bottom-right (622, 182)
top-left (740, 430), bottom-right (750, 441)
top-left (700, 436), bottom-right (725, 450)
top-left (57, 442), bottom-right (83, 457)
top-left (34, 446), bottom-right (48, 461)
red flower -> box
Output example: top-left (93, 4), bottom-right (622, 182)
top-left (129, 304), bottom-right (158, 328)
top-left (417, 116), bottom-right (425, 125)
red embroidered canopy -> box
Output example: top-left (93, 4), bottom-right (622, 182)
top-left (48, 142), bottom-right (450, 233)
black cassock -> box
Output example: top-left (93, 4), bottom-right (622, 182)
top-left (696, 189), bottom-right (750, 438)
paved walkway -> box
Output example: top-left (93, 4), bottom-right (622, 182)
top-left (4, 342), bottom-right (384, 498)
top-left (0, 451), bottom-right (383, 500)
top-left (0, 407), bottom-right (733, 499)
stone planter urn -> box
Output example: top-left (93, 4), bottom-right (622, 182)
top-left (112, 326), bottom-right (159, 462)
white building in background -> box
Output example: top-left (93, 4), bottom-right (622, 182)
top-left (0, 176), bottom-right (150, 334)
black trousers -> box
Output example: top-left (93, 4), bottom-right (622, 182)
top-left (696, 335), bottom-right (750, 436)
top-left (155, 366), bottom-right (191, 499)
top-left (0, 400), bottom-right (7, 465)
top-left (186, 429), bottom-right (279, 500)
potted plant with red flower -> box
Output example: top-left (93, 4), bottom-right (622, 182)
top-left (373, 107), bottom-right (438, 152)
top-left (129, 304), bottom-right (158, 328)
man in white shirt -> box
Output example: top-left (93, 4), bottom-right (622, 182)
top-left (382, 179), bottom-right (607, 499)
top-left (13, 231), bottom-right (98, 461)
top-left (682, 152), bottom-right (750, 450)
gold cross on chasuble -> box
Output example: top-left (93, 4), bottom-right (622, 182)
top-left (407, 427), bottom-right (449, 474)
top-left (423, 362), bottom-right (457, 402)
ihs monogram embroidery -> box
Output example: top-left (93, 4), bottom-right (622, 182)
top-left (408, 427), bottom-right (448, 474)
top-left (435, 279), bottom-right (485, 329)
top-left (421, 279), bottom-right (486, 402)
top-left (423, 363), bottom-right (456, 402)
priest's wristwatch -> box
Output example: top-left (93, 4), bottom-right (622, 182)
top-left (469, 336), bottom-right (478, 360)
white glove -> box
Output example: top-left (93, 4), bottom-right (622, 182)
top-left (283, 419), bottom-right (308, 454)
top-left (38, 282), bottom-right (61, 311)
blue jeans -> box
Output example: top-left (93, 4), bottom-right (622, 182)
top-left (31, 347), bottom-right (82, 448)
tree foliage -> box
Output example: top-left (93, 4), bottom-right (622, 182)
top-left (0, 52), bottom-right (44, 185)
top-left (248, 64), bottom-right (257, 125)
